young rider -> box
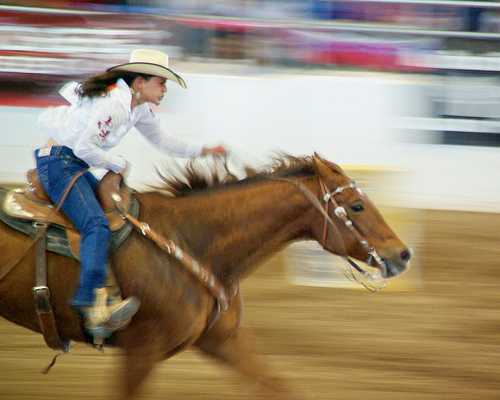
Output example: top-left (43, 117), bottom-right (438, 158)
top-left (35, 49), bottom-right (227, 338)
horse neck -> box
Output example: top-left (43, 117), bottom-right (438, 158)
top-left (158, 178), bottom-right (315, 285)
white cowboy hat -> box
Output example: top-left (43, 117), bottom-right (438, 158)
top-left (107, 49), bottom-right (186, 88)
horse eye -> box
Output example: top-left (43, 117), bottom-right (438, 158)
top-left (350, 203), bottom-right (364, 213)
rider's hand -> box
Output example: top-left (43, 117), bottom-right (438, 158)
top-left (201, 145), bottom-right (228, 156)
top-left (119, 161), bottom-right (131, 178)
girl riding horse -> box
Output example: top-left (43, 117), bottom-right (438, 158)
top-left (34, 49), bottom-right (227, 339)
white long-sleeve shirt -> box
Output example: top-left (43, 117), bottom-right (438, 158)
top-left (37, 78), bottom-right (202, 173)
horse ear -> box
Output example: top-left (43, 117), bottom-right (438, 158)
top-left (312, 153), bottom-right (342, 180)
top-left (312, 152), bottom-right (326, 175)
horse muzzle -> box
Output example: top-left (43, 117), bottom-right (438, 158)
top-left (381, 246), bottom-right (412, 278)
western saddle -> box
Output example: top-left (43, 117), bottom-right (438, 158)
top-left (0, 169), bottom-right (137, 352)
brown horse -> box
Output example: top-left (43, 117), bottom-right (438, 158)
top-left (0, 153), bottom-right (410, 399)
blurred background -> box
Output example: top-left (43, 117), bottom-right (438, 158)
top-left (0, 0), bottom-right (498, 209)
top-left (0, 2), bottom-right (500, 399)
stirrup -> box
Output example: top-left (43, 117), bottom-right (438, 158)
top-left (106, 296), bottom-right (141, 331)
top-left (82, 288), bottom-right (140, 347)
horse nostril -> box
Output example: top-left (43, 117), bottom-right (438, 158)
top-left (400, 249), bottom-right (411, 262)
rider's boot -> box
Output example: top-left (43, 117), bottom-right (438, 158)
top-left (79, 287), bottom-right (140, 346)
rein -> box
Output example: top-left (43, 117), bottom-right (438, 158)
top-left (113, 196), bottom-right (230, 325)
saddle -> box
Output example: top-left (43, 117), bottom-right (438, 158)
top-left (0, 170), bottom-right (140, 353)
top-left (0, 169), bottom-right (138, 259)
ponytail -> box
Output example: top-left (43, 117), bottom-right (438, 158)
top-left (78, 70), bottom-right (154, 99)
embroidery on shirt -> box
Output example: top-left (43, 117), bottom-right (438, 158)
top-left (92, 113), bottom-right (117, 147)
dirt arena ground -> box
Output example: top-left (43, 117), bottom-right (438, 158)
top-left (1, 209), bottom-right (499, 400)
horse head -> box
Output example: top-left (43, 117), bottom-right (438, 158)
top-left (309, 153), bottom-right (411, 282)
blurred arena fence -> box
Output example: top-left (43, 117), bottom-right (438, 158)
top-left (0, 1), bottom-right (499, 79)
top-left (0, 7), bottom-right (178, 81)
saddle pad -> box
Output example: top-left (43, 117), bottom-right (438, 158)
top-left (0, 187), bottom-right (139, 260)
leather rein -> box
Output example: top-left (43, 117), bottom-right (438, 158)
top-left (112, 194), bottom-right (231, 329)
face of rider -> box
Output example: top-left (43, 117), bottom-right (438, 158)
top-left (132, 76), bottom-right (167, 107)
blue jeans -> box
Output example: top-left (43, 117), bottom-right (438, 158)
top-left (35, 146), bottom-right (111, 307)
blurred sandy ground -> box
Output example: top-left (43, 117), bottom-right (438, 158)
top-left (1, 209), bottom-right (500, 400)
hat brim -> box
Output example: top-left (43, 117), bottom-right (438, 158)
top-left (107, 62), bottom-right (186, 89)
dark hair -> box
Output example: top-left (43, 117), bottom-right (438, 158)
top-left (78, 70), bottom-right (155, 99)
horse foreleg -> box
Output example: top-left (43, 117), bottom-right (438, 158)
top-left (195, 325), bottom-right (308, 400)
top-left (114, 344), bottom-right (164, 400)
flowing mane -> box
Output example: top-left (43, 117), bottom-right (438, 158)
top-left (155, 154), bottom-right (317, 197)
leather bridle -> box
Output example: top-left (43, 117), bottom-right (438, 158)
top-left (317, 179), bottom-right (388, 288)
top-left (318, 179), bottom-right (385, 267)
top-left (279, 176), bottom-right (388, 291)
